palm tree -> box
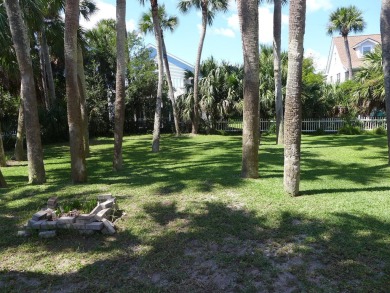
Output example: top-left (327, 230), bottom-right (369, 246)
top-left (113, 0), bottom-right (126, 170)
top-left (0, 121), bottom-right (6, 167)
top-left (272, 0), bottom-right (287, 145)
top-left (139, 5), bottom-right (181, 136)
top-left (354, 46), bottom-right (385, 115)
top-left (140, 0), bottom-right (164, 152)
top-left (237, 0), bottom-right (260, 178)
top-left (65, 0), bottom-right (87, 183)
top-left (327, 5), bottom-right (365, 80)
top-left (4, 0), bottom-right (46, 184)
top-left (283, 0), bottom-right (306, 196)
top-left (178, 0), bottom-right (229, 134)
top-left (381, 0), bottom-right (390, 164)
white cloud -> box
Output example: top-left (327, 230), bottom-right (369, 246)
top-left (126, 19), bottom-right (136, 32)
top-left (307, 0), bottom-right (332, 12)
top-left (227, 14), bottom-right (239, 31)
top-left (305, 48), bottom-right (328, 72)
top-left (211, 27), bottom-right (235, 38)
top-left (80, 0), bottom-right (116, 30)
top-left (79, 1), bottom-right (136, 32)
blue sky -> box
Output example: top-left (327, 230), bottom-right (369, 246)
top-left (80, 0), bottom-right (382, 72)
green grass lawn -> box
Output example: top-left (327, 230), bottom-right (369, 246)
top-left (0, 134), bottom-right (390, 292)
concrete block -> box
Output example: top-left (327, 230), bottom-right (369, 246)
top-left (17, 230), bottom-right (31, 237)
top-left (29, 220), bottom-right (47, 229)
top-left (86, 221), bottom-right (104, 231)
top-left (57, 216), bottom-right (75, 224)
top-left (75, 214), bottom-right (95, 224)
top-left (97, 193), bottom-right (113, 203)
top-left (40, 220), bottom-right (58, 230)
top-left (72, 223), bottom-right (86, 230)
top-left (47, 197), bottom-right (58, 209)
top-left (101, 218), bottom-right (115, 234)
top-left (94, 208), bottom-right (112, 221)
top-left (32, 210), bottom-right (47, 221)
top-left (100, 198), bottom-right (115, 209)
top-left (39, 230), bottom-right (56, 239)
top-left (90, 204), bottom-right (103, 215)
top-left (56, 222), bottom-right (72, 229)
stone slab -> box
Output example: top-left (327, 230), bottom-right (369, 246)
top-left (17, 230), bottom-right (31, 237)
top-left (32, 211), bottom-right (47, 221)
top-left (72, 223), bottom-right (86, 230)
top-left (86, 221), bottom-right (104, 231)
top-left (100, 198), bottom-right (115, 209)
top-left (75, 214), bottom-right (95, 224)
top-left (40, 220), bottom-right (58, 230)
top-left (47, 197), bottom-right (58, 209)
top-left (39, 230), bottom-right (56, 239)
top-left (57, 216), bottom-right (76, 224)
top-left (101, 219), bottom-right (115, 234)
top-left (90, 204), bottom-right (103, 215)
top-left (29, 219), bottom-right (47, 229)
top-left (97, 193), bottom-right (113, 203)
top-left (94, 208), bottom-right (112, 221)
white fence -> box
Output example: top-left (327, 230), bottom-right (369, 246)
top-left (215, 117), bottom-right (387, 133)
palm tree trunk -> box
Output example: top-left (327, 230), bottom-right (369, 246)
top-left (0, 121), bottom-right (6, 167)
top-left (151, 0), bottom-right (164, 152)
top-left (41, 29), bottom-right (56, 107)
top-left (273, 0), bottom-right (284, 145)
top-left (237, 0), bottom-right (260, 178)
top-left (0, 169), bottom-right (7, 188)
top-left (4, 0), bottom-right (46, 184)
top-left (192, 4), bottom-right (208, 135)
top-left (283, 0), bottom-right (306, 196)
top-left (113, 0), bottom-right (126, 170)
top-left (14, 103), bottom-right (25, 161)
top-left (65, 0), bottom-right (87, 183)
top-left (161, 34), bottom-right (180, 136)
top-left (381, 0), bottom-right (390, 164)
top-left (38, 33), bottom-right (50, 110)
top-left (77, 46), bottom-right (90, 157)
top-left (38, 29), bottom-right (56, 110)
top-left (343, 36), bottom-right (354, 80)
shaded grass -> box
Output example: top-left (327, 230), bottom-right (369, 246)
top-left (0, 134), bottom-right (389, 292)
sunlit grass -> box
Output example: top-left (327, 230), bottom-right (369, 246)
top-left (0, 133), bottom-right (389, 292)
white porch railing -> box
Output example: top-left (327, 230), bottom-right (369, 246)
top-left (215, 117), bottom-right (387, 133)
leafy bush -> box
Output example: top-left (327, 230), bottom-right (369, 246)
top-left (338, 125), bottom-right (362, 135)
top-left (373, 127), bottom-right (387, 135)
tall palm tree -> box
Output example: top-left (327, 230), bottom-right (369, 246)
top-left (271, 0), bottom-right (287, 145)
top-left (237, 0), bottom-right (260, 178)
top-left (327, 5), bottom-right (365, 80)
top-left (0, 168), bottom-right (6, 188)
top-left (4, 0), bottom-right (46, 184)
top-left (0, 121), bottom-right (6, 167)
top-left (139, 5), bottom-right (181, 136)
top-left (65, 0), bottom-right (87, 183)
top-left (178, 0), bottom-right (229, 134)
top-left (381, 0), bottom-right (390, 164)
top-left (113, 0), bottom-right (126, 170)
top-left (283, 0), bottom-right (306, 196)
top-left (140, 0), bottom-right (164, 152)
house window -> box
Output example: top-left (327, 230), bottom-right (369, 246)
top-left (362, 46), bottom-right (372, 55)
top-left (337, 73), bottom-right (340, 83)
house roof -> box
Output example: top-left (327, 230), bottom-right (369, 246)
top-left (146, 43), bottom-right (194, 72)
top-left (332, 34), bottom-right (381, 70)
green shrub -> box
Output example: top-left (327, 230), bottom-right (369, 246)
top-left (373, 127), bottom-right (387, 135)
top-left (338, 125), bottom-right (362, 135)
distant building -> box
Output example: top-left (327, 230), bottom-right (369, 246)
top-left (146, 44), bottom-right (194, 97)
top-left (325, 34), bottom-right (381, 84)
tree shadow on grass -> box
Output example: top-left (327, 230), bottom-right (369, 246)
top-left (1, 201), bottom-right (389, 292)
